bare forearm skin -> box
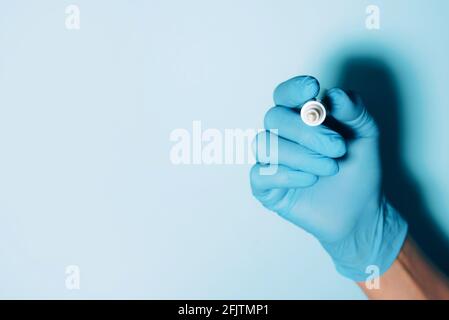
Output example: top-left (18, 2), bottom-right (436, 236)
top-left (358, 237), bottom-right (449, 300)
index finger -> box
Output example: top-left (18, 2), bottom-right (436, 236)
top-left (273, 75), bottom-right (320, 108)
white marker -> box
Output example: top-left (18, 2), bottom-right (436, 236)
top-left (301, 100), bottom-right (326, 127)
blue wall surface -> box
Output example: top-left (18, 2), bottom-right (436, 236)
top-left (1, 0), bottom-right (449, 299)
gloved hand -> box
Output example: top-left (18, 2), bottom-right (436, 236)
top-left (250, 75), bottom-right (408, 281)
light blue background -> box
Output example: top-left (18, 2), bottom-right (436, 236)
top-left (1, 0), bottom-right (448, 299)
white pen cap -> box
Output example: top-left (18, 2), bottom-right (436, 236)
top-left (300, 100), bottom-right (327, 127)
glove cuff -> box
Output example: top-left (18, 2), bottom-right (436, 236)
top-left (323, 200), bottom-right (408, 282)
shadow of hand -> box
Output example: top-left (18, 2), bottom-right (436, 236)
top-left (333, 57), bottom-right (449, 276)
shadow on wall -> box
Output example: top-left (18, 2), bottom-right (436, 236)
top-left (333, 56), bottom-right (449, 275)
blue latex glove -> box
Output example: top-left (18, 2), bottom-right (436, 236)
top-left (250, 75), bottom-right (408, 281)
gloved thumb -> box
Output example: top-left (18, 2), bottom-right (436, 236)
top-left (326, 88), bottom-right (379, 139)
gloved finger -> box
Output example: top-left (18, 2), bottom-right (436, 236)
top-left (253, 131), bottom-right (339, 176)
top-left (273, 75), bottom-right (320, 107)
top-left (325, 88), bottom-right (379, 138)
top-left (250, 164), bottom-right (318, 195)
top-left (264, 106), bottom-right (346, 158)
